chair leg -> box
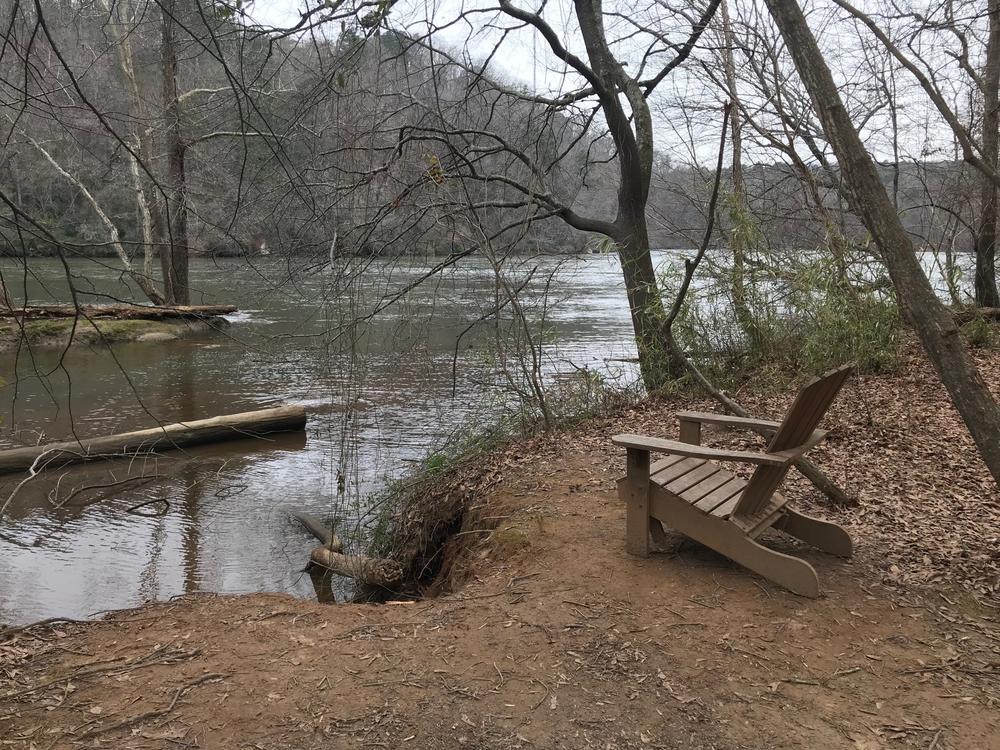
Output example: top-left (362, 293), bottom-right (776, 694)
top-left (724, 534), bottom-right (821, 598)
top-left (775, 508), bottom-right (853, 558)
top-left (623, 449), bottom-right (650, 557)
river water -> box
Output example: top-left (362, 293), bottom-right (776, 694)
top-left (0, 254), bottom-right (651, 624)
top-left (0, 250), bottom-right (973, 624)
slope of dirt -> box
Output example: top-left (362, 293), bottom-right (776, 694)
top-left (3, 349), bottom-right (1000, 749)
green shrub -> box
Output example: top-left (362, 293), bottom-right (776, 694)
top-left (799, 292), bottom-right (900, 373)
top-left (961, 316), bottom-right (996, 349)
top-left (660, 237), bottom-right (903, 382)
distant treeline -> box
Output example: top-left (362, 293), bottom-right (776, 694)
top-left (0, 2), bottom-right (977, 262)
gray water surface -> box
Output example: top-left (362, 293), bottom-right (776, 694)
top-left (0, 248), bottom-right (973, 624)
top-left (0, 254), bottom-right (646, 624)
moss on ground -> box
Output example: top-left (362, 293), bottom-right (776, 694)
top-left (0, 316), bottom-right (225, 349)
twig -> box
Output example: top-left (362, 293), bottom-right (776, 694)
top-left (664, 102), bottom-right (731, 328)
top-left (52, 473), bottom-right (163, 510)
top-left (530, 678), bottom-right (551, 710)
top-left (3, 645), bottom-right (197, 700)
top-left (0, 616), bottom-right (80, 641)
top-left (751, 580), bottom-right (773, 598)
top-left (76, 672), bottom-right (228, 740)
top-left (0, 449), bottom-right (60, 519)
top-left (126, 498), bottom-right (171, 516)
top-left (780, 677), bottom-right (820, 686)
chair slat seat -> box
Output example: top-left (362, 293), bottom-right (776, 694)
top-left (651, 463), bottom-right (790, 532)
top-left (731, 492), bottom-right (789, 536)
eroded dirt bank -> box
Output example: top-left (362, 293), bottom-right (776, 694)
top-left (2, 348), bottom-right (999, 749)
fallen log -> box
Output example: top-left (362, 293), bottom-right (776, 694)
top-left (0, 406), bottom-right (306, 475)
top-left (0, 304), bottom-right (237, 321)
top-left (310, 546), bottom-right (403, 589)
top-left (291, 511), bottom-right (344, 552)
top-left (952, 306), bottom-right (1000, 324)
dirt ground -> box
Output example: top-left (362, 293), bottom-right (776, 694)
top-left (3, 349), bottom-right (1000, 749)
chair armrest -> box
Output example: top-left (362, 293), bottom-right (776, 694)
top-left (675, 411), bottom-right (782, 433)
top-left (675, 411), bottom-right (828, 449)
top-left (611, 434), bottom-right (789, 466)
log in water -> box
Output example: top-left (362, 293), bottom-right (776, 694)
top-left (0, 406), bottom-right (307, 475)
top-left (0, 304), bottom-right (237, 320)
top-left (309, 546), bottom-right (403, 589)
top-left (291, 511), bottom-right (344, 552)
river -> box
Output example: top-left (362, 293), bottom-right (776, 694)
top-left (0, 249), bottom-right (973, 624)
top-left (0, 253), bottom-right (650, 624)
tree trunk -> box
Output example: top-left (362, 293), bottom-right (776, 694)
top-left (0, 303), bottom-right (235, 320)
top-left (977, 0), bottom-right (1000, 308)
top-left (763, 0), bottom-right (1000, 486)
top-left (618, 218), bottom-right (680, 391)
top-left (21, 133), bottom-right (166, 305)
top-left (100, 0), bottom-right (166, 305)
top-left (719, 0), bottom-right (759, 349)
top-left (0, 406), bottom-right (306, 475)
top-left (161, 0), bottom-right (190, 305)
top-left (573, 0), bottom-right (681, 390)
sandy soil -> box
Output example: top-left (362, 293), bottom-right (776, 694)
top-left (2, 350), bottom-right (999, 749)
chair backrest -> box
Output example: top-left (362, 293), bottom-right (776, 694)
top-left (731, 364), bottom-right (853, 520)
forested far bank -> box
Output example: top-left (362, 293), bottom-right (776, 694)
top-left (0, 2), bottom-right (987, 267)
top-left (1, 157), bottom-right (986, 262)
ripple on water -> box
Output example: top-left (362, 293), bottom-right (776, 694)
top-left (0, 255), bottom-right (647, 624)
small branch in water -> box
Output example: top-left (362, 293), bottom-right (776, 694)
top-left (126, 498), bottom-right (170, 516)
top-left (0, 448), bottom-right (61, 520)
top-left (51, 474), bottom-right (164, 510)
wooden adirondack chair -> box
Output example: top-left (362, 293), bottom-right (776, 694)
top-left (612, 364), bottom-right (853, 597)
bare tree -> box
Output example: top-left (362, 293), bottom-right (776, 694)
top-left (828, 0), bottom-right (1000, 306)
top-left (762, 0), bottom-right (1000, 485)
top-left (160, 0), bottom-right (191, 305)
top-left (978, 0), bottom-right (1000, 306)
top-left (363, 0), bottom-right (724, 390)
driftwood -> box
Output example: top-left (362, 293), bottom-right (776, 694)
top-left (310, 546), bottom-right (403, 589)
top-left (952, 306), bottom-right (1000, 324)
top-left (0, 304), bottom-right (236, 321)
top-left (292, 510), bottom-right (400, 589)
top-left (0, 406), bottom-right (306, 475)
top-left (291, 511), bottom-right (344, 552)
top-left (308, 565), bottom-right (337, 603)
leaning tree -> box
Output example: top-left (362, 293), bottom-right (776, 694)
top-left (760, 0), bottom-right (1000, 486)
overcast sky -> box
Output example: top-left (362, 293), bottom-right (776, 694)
top-left (240, 0), bottom-right (965, 166)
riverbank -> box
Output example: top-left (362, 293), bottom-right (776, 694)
top-left (0, 315), bottom-right (230, 351)
top-left (2, 348), bottom-right (1000, 748)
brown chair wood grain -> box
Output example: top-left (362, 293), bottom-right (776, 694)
top-left (612, 364), bottom-right (853, 597)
